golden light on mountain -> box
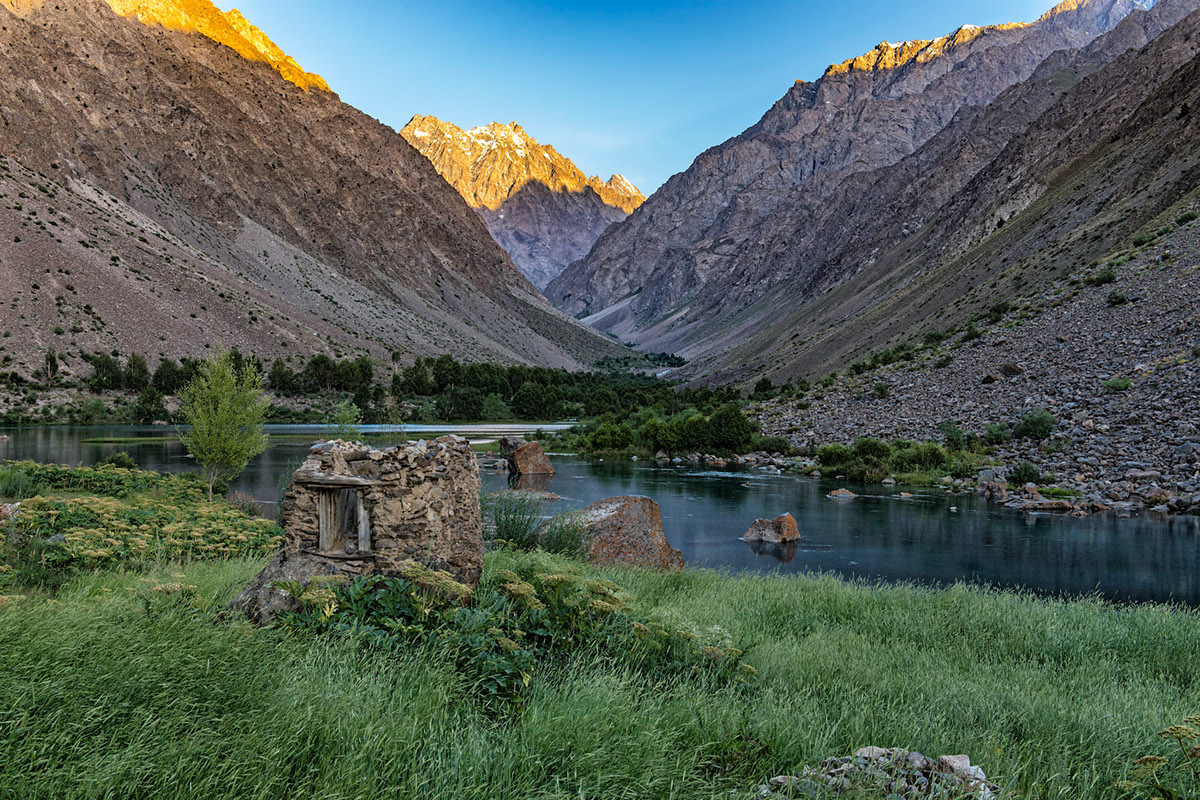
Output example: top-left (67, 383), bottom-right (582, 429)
top-left (105, 0), bottom-right (330, 91)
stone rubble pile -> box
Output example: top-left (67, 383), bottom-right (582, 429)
top-left (757, 747), bottom-right (999, 799)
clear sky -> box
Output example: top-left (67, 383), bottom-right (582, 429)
top-left (232, 0), bottom-right (1053, 194)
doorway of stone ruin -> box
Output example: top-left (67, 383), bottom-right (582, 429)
top-left (316, 488), bottom-right (371, 555)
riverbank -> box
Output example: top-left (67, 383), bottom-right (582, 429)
top-left (755, 227), bottom-right (1200, 517)
top-left (1, 549), bottom-right (1197, 799)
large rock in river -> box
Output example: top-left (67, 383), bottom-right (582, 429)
top-left (578, 495), bottom-right (684, 571)
top-left (743, 513), bottom-right (800, 544)
top-left (508, 441), bottom-right (556, 476)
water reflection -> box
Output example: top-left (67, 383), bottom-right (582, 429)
top-left (2, 425), bottom-right (1198, 604)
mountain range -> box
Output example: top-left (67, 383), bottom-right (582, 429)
top-left (0, 0), bottom-right (622, 384)
top-left (2, 0), bottom-right (1198, 391)
top-left (548, 0), bottom-right (1200, 384)
top-left (401, 116), bottom-right (645, 290)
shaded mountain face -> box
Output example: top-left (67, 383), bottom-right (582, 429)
top-left (0, 0), bottom-right (622, 381)
top-left (401, 116), bottom-right (645, 289)
top-left (546, 0), bottom-right (1150, 346)
top-left (698, 0), bottom-right (1200, 385)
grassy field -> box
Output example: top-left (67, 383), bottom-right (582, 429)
top-left (1, 549), bottom-right (1197, 799)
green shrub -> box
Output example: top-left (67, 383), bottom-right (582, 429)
top-left (280, 557), bottom-right (753, 711)
top-left (1013, 409), bottom-right (1057, 441)
top-left (0, 466), bottom-right (45, 500)
top-left (751, 435), bottom-right (791, 455)
top-left (1087, 265), bottom-right (1117, 286)
top-left (852, 438), bottom-right (892, 461)
top-left (891, 443), bottom-right (949, 473)
top-left (871, 381), bottom-right (890, 399)
top-left (1102, 378), bottom-right (1133, 393)
top-left (1010, 461), bottom-right (1041, 485)
top-left (589, 422), bottom-right (635, 452)
top-left (1131, 231), bottom-right (1156, 247)
top-left (987, 301), bottom-right (1011, 323)
top-left (98, 451), bottom-right (137, 470)
top-left (1175, 211), bottom-right (1198, 226)
top-left (983, 422), bottom-right (1011, 446)
top-left (815, 444), bottom-right (852, 468)
top-left (938, 421), bottom-right (966, 450)
top-left (1108, 291), bottom-right (1128, 306)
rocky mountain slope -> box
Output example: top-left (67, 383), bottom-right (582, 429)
top-left (401, 116), bottom-right (644, 289)
top-left (755, 218), bottom-right (1200, 516)
top-left (0, 0), bottom-right (622, 384)
top-left (546, 0), bottom-right (1153, 361)
top-left (696, 0), bottom-right (1200, 384)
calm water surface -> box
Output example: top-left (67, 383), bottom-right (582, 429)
top-left (3, 425), bottom-right (1197, 605)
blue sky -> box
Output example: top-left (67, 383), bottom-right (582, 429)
top-left (232, 0), bottom-right (1053, 194)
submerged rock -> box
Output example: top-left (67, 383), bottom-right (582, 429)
top-left (828, 488), bottom-right (857, 499)
top-left (743, 513), bottom-right (800, 544)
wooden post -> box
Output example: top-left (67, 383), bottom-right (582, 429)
top-left (356, 492), bottom-right (371, 553)
top-left (318, 490), bottom-right (334, 551)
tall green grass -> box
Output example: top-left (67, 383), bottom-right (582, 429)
top-left (1, 554), bottom-right (1197, 799)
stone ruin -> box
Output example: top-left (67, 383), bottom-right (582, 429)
top-left (233, 436), bottom-right (483, 623)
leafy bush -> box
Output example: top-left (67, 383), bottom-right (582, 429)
top-left (0, 466), bottom-right (45, 500)
top-left (1176, 211), bottom-right (1199, 226)
top-left (279, 556), bottom-right (754, 712)
top-left (853, 438), bottom-right (892, 461)
top-left (891, 443), bottom-right (949, 473)
top-left (1010, 461), bottom-right (1041, 485)
top-left (1013, 409), bottom-right (1057, 441)
top-left (987, 301), bottom-right (1011, 323)
top-left (589, 422), bottom-right (635, 452)
top-left (1131, 231), bottom-right (1157, 247)
top-left (98, 451), bottom-right (137, 470)
top-left (938, 421), bottom-right (966, 450)
top-left (983, 422), bottom-right (1011, 446)
top-left (751, 435), bottom-right (790, 455)
top-left (815, 444), bottom-right (852, 468)
top-left (1108, 291), bottom-right (1129, 306)
top-left (871, 381), bottom-right (890, 399)
top-left (1087, 265), bottom-right (1117, 286)
top-left (1102, 378), bottom-right (1133, 393)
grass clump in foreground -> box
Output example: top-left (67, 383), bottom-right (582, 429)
top-left (0, 549), bottom-right (1198, 799)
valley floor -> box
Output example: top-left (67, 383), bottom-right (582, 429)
top-left (757, 221), bottom-right (1200, 516)
top-left (1, 551), bottom-right (1198, 799)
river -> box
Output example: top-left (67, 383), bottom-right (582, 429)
top-left (2, 424), bottom-right (1197, 604)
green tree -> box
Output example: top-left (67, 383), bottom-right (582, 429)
top-left (43, 350), bottom-right (58, 387)
top-left (708, 404), bottom-right (754, 453)
top-left (267, 359), bottom-right (298, 395)
top-left (481, 393), bottom-right (512, 421)
top-left (132, 386), bottom-right (167, 423)
top-left (330, 400), bottom-right (363, 441)
top-left (179, 350), bottom-right (270, 502)
top-left (86, 352), bottom-right (123, 393)
top-left (124, 352), bottom-right (151, 391)
top-left (152, 358), bottom-right (185, 394)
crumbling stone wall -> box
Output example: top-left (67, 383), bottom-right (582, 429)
top-left (233, 436), bottom-right (482, 622)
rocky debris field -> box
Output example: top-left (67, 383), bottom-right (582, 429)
top-left (756, 747), bottom-right (998, 799)
top-left (757, 223), bottom-right (1200, 516)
